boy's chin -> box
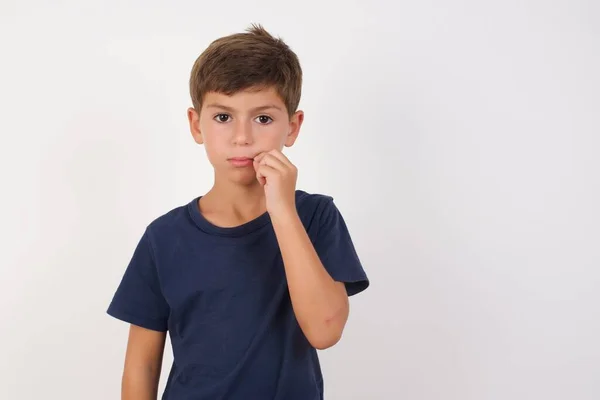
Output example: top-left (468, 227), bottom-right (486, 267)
top-left (227, 169), bottom-right (261, 187)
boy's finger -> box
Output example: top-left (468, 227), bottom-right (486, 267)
top-left (253, 152), bottom-right (267, 163)
top-left (255, 167), bottom-right (266, 185)
top-left (253, 155), bottom-right (264, 171)
top-left (267, 149), bottom-right (293, 167)
top-left (256, 164), bottom-right (278, 184)
top-left (260, 154), bottom-right (287, 171)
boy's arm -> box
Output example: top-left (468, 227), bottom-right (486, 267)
top-left (254, 150), bottom-right (356, 350)
top-left (122, 325), bottom-right (166, 400)
top-left (271, 213), bottom-right (349, 350)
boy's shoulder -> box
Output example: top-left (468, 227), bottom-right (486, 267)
top-left (295, 189), bottom-right (334, 211)
top-left (144, 200), bottom-right (191, 237)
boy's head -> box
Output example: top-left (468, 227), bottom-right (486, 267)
top-left (187, 24), bottom-right (304, 186)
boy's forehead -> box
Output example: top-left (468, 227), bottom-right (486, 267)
top-left (203, 86), bottom-right (285, 109)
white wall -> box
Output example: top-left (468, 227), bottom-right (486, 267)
top-left (1, 1), bottom-right (598, 399)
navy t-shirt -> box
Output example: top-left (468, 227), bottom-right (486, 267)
top-left (107, 190), bottom-right (369, 399)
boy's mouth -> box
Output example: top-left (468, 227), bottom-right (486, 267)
top-left (228, 157), bottom-right (255, 167)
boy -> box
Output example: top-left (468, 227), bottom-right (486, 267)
top-left (107, 24), bottom-right (369, 399)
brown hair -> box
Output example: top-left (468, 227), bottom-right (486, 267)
top-left (189, 24), bottom-right (302, 117)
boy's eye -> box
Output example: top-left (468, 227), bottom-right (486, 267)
top-left (256, 115), bottom-right (273, 124)
top-left (215, 114), bottom-right (230, 123)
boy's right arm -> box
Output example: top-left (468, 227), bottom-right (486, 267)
top-left (121, 324), bottom-right (167, 400)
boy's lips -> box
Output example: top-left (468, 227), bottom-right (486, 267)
top-left (228, 157), bottom-right (255, 167)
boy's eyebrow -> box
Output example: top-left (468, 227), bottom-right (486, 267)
top-left (205, 103), bottom-right (283, 112)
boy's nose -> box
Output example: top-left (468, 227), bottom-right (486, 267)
top-left (232, 121), bottom-right (253, 145)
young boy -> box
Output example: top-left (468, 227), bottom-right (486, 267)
top-left (107, 24), bottom-right (369, 399)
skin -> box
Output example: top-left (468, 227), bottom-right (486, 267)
top-left (121, 85), bottom-right (349, 398)
top-left (121, 325), bottom-right (166, 399)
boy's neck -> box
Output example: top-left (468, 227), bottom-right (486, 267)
top-left (199, 179), bottom-right (268, 227)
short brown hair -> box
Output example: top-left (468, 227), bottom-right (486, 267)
top-left (189, 24), bottom-right (302, 117)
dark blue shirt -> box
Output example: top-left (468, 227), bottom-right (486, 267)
top-left (107, 190), bottom-right (369, 399)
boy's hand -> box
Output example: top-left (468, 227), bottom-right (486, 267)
top-left (254, 149), bottom-right (298, 219)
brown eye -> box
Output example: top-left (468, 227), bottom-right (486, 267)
top-left (256, 115), bottom-right (273, 124)
top-left (215, 114), bottom-right (230, 123)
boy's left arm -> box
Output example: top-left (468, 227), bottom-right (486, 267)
top-left (254, 150), bottom-right (362, 350)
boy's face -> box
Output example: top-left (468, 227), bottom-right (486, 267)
top-left (188, 86), bottom-right (304, 186)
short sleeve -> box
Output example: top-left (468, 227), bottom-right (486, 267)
top-left (313, 198), bottom-right (369, 296)
top-left (107, 229), bottom-right (170, 332)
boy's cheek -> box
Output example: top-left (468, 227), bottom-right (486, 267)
top-left (202, 143), bottom-right (221, 165)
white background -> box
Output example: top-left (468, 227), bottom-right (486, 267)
top-left (1, 1), bottom-right (599, 399)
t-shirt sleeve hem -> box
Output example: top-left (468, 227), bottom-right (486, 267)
top-left (331, 271), bottom-right (370, 296)
top-left (106, 305), bottom-right (168, 332)
top-left (344, 278), bottom-right (370, 296)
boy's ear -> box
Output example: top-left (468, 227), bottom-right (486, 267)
top-left (188, 107), bottom-right (203, 144)
top-left (284, 110), bottom-right (304, 147)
